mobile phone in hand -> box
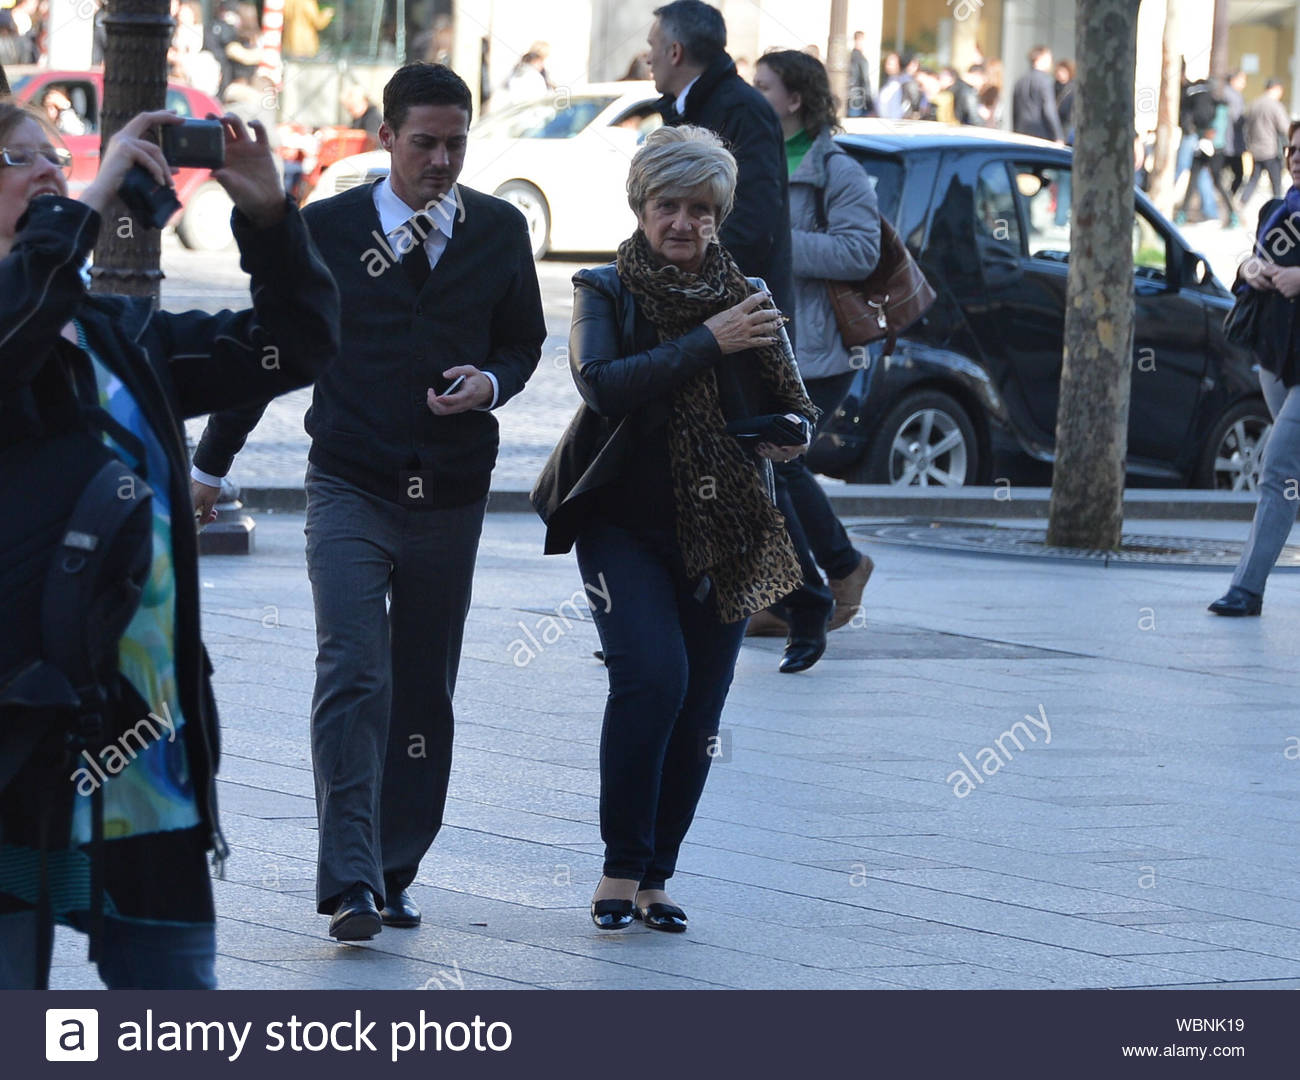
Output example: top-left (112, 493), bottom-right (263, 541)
top-left (439, 374), bottom-right (467, 397)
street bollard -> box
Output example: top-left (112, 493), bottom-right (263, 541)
top-left (198, 477), bottom-right (256, 556)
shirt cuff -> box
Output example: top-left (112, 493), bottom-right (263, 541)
top-left (475, 370), bottom-right (500, 411)
top-left (191, 465), bottom-right (225, 488)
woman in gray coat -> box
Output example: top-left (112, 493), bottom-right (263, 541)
top-left (751, 50), bottom-right (880, 648)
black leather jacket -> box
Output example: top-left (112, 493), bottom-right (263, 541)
top-left (531, 263), bottom-right (813, 554)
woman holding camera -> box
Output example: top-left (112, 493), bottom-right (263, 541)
top-left (532, 125), bottom-right (816, 932)
top-left (0, 102), bottom-right (338, 987)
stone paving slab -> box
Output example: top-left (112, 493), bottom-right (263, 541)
top-left (45, 511), bottom-right (1300, 989)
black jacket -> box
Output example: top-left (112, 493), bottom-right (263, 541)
top-left (657, 54), bottom-right (795, 335)
top-left (1012, 68), bottom-right (1063, 142)
top-left (1240, 199), bottom-right (1300, 386)
top-left (531, 264), bottom-right (813, 555)
top-left (0, 194), bottom-right (339, 857)
top-left (194, 181), bottom-right (545, 507)
top-left (952, 77), bottom-right (981, 127)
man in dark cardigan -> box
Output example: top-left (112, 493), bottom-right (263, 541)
top-left (190, 64), bottom-right (545, 940)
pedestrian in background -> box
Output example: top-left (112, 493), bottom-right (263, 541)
top-left (1240, 79), bottom-right (1290, 205)
top-left (1175, 77), bottom-right (1238, 228)
top-left (1012, 45), bottom-right (1063, 143)
top-left (950, 65), bottom-right (982, 127)
top-left (0, 102), bottom-right (337, 987)
top-left (191, 64), bottom-right (545, 942)
top-left (648, 0), bottom-right (795, 333)
top-left (1221, 69), bottom-right (1248, 201)
top-left (1210, 122), bottom-right (1300, 618)
top-left (750, 50), bottom-right (879, 665)
top-left (847, 30), bottom-right (873, 117)
top-left (532, 125), bottom-right (816, 932)
top-left (1176, 70), bottom-right (1221, 222)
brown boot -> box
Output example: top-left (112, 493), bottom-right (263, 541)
top-left (828, 554), bottom-right (874, 630)
top-left (744, 607), bottom-right (789, 637)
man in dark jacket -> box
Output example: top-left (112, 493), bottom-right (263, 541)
top-left (190, 64), bottom-right (545, 942)
top-left (1012, 44), bottom-right (1064, 143)
top-left (848, 30), bottom-right (873, 116)
top-left (648, 0), bottom-right (794, 331)
top-left (949, 66), bottom-right (981, 126)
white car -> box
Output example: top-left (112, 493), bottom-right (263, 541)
top-left (305, 82), bottom-right (664, 257)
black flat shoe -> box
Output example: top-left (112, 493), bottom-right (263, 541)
top-left (380, 888), bottom-right (421, 928)
top-left (780, 634), bottom-right (827, 673)
top-left (329, 883), bottom-right (381, 941)
top-left (634, 902), bottom-right (687, 933)
top-left (1208, 586), bottom-right (1262, 616)
top-left (590, 898), bottom-right (635, 930)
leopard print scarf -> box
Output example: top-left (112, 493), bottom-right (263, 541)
top-left (616, 230), bottom-right (816, 623)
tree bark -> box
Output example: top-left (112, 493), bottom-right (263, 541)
top-left (1145, 0), bottom-right (1181, 217)
top-left (827, 0), bottom-right (849, 121)
top-left (89, 0), bottom-right (173, 302)
top-left (1210, 0), bottom-right (1230, 82)
top-left (1046, 0), bottom-right (1139, 551)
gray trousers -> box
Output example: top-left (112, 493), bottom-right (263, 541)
top-left (304, 463), bottom-right (486, 913)
top-left (1232, 370), bottom-right (1300, 594)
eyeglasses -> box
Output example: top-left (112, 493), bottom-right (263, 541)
top-left (0, 146), bottom-right (73, 170)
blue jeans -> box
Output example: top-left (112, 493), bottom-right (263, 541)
top-left (1232, 370), bottom-right (1300, 594)
top-left (1176, 133), bottom-right (1218, 216)
top-left (0, 911), bottom-right (215, 988)
top-left (575, 520), bottom-right (747, 888)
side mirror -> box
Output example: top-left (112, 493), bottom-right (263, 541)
top-left (1178, 249), bottom-right (1207, 288)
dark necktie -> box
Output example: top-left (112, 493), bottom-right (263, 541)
top-left (399, 213), bottom-right (434, 292)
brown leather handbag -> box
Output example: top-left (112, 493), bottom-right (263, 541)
top-left (815, 158), bottom-right (937, 356)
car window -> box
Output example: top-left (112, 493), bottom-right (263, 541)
top-left (167, 89), bottom-right (193, 118)
top-left (39, 81), bottom-right (97, 135)
top-left (1133, 210), bottom-right (1167, 280)
top-left (974, 161), bottom-right (1020, 253)
top-left (608, 102), bottom-right (663, 137)
top-left (473, 96), bottom-right (618, 139)
top-left (837, 148), bottom-right (902, 222)
top-left (1016, 165), bottom-right (1070, 262)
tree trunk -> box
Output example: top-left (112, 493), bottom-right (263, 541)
top-left (89, 0), bottom-right (173, 302)
top-left (1210, 0), bottom-right (1230, 82)
top-left (827, 0), bottom-right (849, 121)
top-left (1046, 0), bottom-right (1139, 551)
top-left (1145, 0), bottom-right (1181, 217)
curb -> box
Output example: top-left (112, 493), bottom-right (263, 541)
top-left (236, 484), bottom-right (1261, 521)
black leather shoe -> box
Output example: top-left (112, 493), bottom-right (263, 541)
top-left (329, 883), bottom-right (381, 941)
top-left (590, 898), bottom-right (635, 930)
top-left (1208, 586), bottom-right (1262, 616)
top-left (634, 902), bottom-right (688, 933)
top-left (380, 889), bottom-right (421, 928)
top-left (780, 608), bottom-right (830, 673)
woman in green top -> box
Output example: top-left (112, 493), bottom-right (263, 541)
top-left (750, 50), bottom-right (881, 647)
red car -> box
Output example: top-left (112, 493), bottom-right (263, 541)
top-left (13, 70), bottom-right (234, 250)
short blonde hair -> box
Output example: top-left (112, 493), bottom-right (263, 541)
top-left (626, 124), bottom-right (737, 224)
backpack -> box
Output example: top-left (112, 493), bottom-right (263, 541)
top-left (814, 150), bottom-right (937, 357)
top-left (0, 345), bottom-right (154, 988)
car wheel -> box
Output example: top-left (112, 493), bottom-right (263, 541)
top-left (857, 389), bottom-right (980, 486)
top-left (176, 181), bottom-right (234, 251)
top-left (1196, 399), bottom-right (1272, 491)
top-left (494, 180), bottom-right (551, 258)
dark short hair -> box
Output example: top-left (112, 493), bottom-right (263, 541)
top-left (1028, 44), bottom-right (1050, 65)
top-left (653, 0), bottom-right (727, 67)
top-left (382, 62), bottom-right (472, 132)
top-left (757, 50), bottom-right (839, 136)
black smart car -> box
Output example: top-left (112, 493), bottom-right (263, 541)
top-left (806, 121), bottom-right (1270, 490)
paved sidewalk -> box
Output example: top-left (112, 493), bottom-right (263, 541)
top-left (46, 512), bottom-right (1300, 990)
